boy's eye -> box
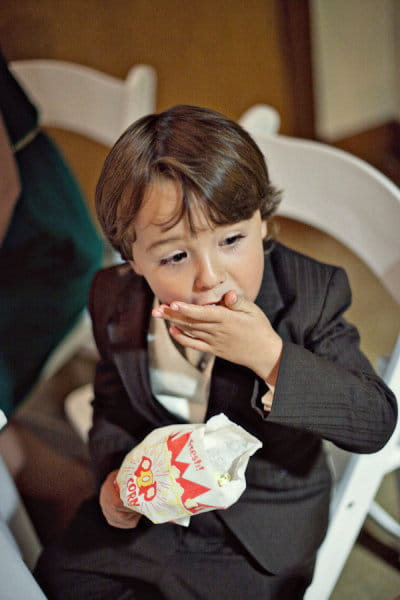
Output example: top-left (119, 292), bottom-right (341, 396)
top-left (221, 233), bottom-right (245, 247)
top-left (160, 251), bottom-right (187, 266)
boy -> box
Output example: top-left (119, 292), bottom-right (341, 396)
top-left (35, 105), bottom-right (397, 599)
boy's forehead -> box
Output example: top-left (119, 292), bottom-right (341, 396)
top-left (131, 179), bottom-right (216, 240)
top-left (140, 178), bottom-right (185, 224)
top-left (126, 176), bottom-right (263, 238)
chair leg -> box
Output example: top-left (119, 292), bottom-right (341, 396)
top-left (305, 452), bottom-right (392, 600)
top-left (0, 456), bottom-right (41, 570)
top-left (368, 500), bottom-right (400, 542)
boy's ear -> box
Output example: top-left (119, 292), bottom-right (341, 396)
top-left (129, 259), bottom-right (143, 276)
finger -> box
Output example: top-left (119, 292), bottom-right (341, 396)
top-left (169, 326), bottom-right (211, 353)
top-left (117, 505), bottom-right (140, 515)
top-left (165, 302), bottom-right (223, 323)
top-left (106, 506), bottom-right (141, 528)
top-left (223, 291), bottom-right (253, 313)
top-left (170, 325), bottom-right (213, 343)
top-left (165, 315), bottom-right (217, 337)
top-left (107, 514), bottom-right (141, 529)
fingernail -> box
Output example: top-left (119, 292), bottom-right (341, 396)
top-left (152, 308), bottom-right (163, 317)
top-left (170, 303), bottom-right (179, 311)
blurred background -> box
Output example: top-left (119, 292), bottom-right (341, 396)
top-left (1, 0), bottom-right (399, 208)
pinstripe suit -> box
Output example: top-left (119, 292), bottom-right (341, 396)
top-left (35, 242), bottom-right (397, 598)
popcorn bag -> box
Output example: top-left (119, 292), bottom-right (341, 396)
top-left (116, 413), bottom-right (262, 526)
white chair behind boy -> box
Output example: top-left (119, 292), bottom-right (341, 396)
top-left (239, 106), bottom-right (400, 599)
top-left (9, 59), bottom-right (157, 147)
top-left (8, 58), bottom-right (157, 380)
top-left (0, 412), bottom-right (45, 599)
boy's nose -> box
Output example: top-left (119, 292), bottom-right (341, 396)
top-left (194, 257), bottom-right (225, 292)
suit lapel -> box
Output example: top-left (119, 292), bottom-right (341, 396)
top-left (107, 274), bottom-right (178, 425)
top-left (207, 247), bottom-right (284, 419)
top-left (255, 246), bottom-right (285, 323)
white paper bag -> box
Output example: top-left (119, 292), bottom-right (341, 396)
top-left (116, 413), bottom-right (262, 526)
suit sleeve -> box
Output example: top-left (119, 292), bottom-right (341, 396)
top-left (267, 267), bottom-right (397, 453)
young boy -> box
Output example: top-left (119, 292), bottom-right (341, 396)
top-left (35, 105), bottom-right (397, 599)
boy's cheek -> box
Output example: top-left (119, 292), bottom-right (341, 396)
top-left (128, 260), bottom-right (144, 276)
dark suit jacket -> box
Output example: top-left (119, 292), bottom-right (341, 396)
top-left (88, 242), bottom-right (397, 574)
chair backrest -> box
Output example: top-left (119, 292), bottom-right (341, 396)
top-left (239, 104), bottom-right (281, 138)
top-left (249, 133), bottom-right (400, 306)
top-left (9, 59), bottom-right (157, 146)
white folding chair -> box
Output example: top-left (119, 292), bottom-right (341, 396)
top-left (239, 104), bottom-right (281, 137)
top-left (9, 59), bottom-right (157, 147)
top-left (240, 105), bottom-right (400, 599)
top-left (8, 59), bottom-right (157, 381)
top-left (0, 412), bottom-right (45, 599)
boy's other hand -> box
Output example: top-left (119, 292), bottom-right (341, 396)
top-left (99, 469), bottom-right (142, 529)
top-left (152, 291), bottom-right (282, 381)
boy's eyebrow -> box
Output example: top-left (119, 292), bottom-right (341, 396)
top-left (145, 236), bottom-right (183, 253)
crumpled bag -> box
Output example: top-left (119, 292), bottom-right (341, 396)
top-left (116, 413), bottom-right (262, 526)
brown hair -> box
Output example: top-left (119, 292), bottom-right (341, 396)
top-left (95, 105), bottom-right (281, 260)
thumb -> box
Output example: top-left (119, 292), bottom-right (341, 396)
top-left (223, 290), bottom-right (253, 313)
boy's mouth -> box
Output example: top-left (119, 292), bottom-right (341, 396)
top-left (203, 298), bottom-right (224, 307)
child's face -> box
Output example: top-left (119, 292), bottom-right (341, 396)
top-left (130, 178), bottom-right (267, 306)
